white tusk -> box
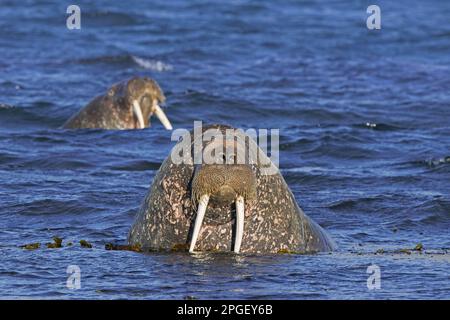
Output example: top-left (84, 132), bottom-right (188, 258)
top-left (234, 196), bottom-right (245, 254)
top-left (154, 104), bottom-right (173, 130)
top-left (132, 100), bottom-right (145, 129)
top-left (189, 194), bottom-right (210, 253)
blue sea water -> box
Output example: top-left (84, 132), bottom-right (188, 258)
top-left (0, 0), bottom-right (449, 299)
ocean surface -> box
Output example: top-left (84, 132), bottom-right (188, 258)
top-left (0, 0), bottom-right (449, 299)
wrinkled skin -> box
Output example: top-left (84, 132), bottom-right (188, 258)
top-left (63, 77), bottom-right (171, 130)
top-left (129, 125), bottom-right (336, 254)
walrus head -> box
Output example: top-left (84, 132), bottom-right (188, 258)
top-left (121, 77), bottom-right (172, 130)
top-left (189, 136), bottom-right (257, 254)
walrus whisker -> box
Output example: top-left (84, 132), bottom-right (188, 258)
top-left (153, 102), bottom-right (173, 130)
top-left (132, 100), bottom-right (145, 129)
top-left (234, 196), bottom-right (245, 254)
top-left (189, 194), bottom-right (210, 253)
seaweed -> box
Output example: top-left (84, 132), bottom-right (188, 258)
top-left (46, 237), bottom-right (63, 248)
top-left (80, 240), bottom-right (93, 248)
top-left (171, 243), bottom-right (189, 252)
top-left (20, 243), bottom-right (40, 250)
top-left (104, 243), bottom-right (142, 253)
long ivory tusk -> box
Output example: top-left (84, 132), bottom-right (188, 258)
top-left (132, 100), bottom-right (145, 129)
top-left (234, 196), bottom-right (245, 254)
top-left (154, 104), bottom-right (173, 130)
top-left (189, 194), bottom-right (210, 253)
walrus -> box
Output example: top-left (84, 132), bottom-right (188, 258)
top-left (63, 77), bottom-right (172, 130)
top-left (128, 124), bottom-right (336, 254)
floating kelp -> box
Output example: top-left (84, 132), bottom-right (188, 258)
top-left (80, 240), bottom-right (93, 248)
top-left (105, 243), bottom-right (142, 253)
top-left (46, 237), bottom-right (63, 248)
top-left (20, 243), bottom-right (40, 250)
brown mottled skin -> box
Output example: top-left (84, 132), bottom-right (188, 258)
top-left (63, 77), bottom-right (166, 129)
top-left (128, 125), bottom-right (336, 254)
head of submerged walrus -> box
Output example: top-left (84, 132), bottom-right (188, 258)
top-left (63, 77), bottom-right (172, 130)
top-left (128, 124), bottom-right (336, 254)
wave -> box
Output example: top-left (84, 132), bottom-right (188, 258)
top-left (424, 157), bottom-right (450, 167)
top-left (327, 195), bottom-right (450, 229)
top-left (10, 199), bottom-right (100, 216)
top-left (0, 103), bottom-right (62, 129)
top-left (82, 10), bottom-right (140, 27)
top-left (131, 56), bottom-right (173, 71)
top-left (0, 103), bottom-right (14, 109)
top-left (397, 157), bottom-right (450, 172)
top-left (74, 54), bottom-right (172, 72)
top-left (107, 160), bottom-right (162, 172)
top-left (354, 122), bottom-right (408, 131)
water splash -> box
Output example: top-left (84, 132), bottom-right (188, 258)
top-left (131, 56), bottom-right (173, 72)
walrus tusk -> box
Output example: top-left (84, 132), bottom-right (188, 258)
top-left (132, 100), bottom-right (145, 129)
top-left (189, 194), bottom-right (210, 253)
top-left (154, 104), bottom-right (173, 130)
top-left (234, 196), bottom-right (245, 254)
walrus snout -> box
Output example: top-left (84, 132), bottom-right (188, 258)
top-left (191, 164), bottom-right (256, 205)
top-left (190, 164), bottom-right (256, 254)
top-left (126, 77), bottom-right (172, 130)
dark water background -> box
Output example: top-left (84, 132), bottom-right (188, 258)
top-left (1, 0), bottom-right (449, 299)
